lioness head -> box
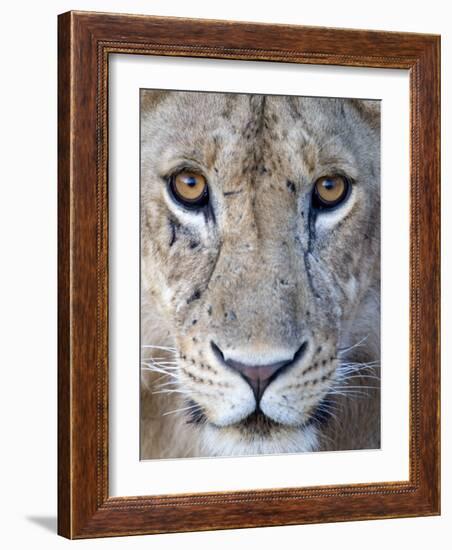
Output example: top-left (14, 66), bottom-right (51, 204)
top-left (141, 91), bottom-right (380, 457)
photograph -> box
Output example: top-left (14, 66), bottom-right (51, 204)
top-left (140, 90), bottom-right (381, 459)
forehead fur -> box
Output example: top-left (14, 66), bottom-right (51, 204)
top-left (141, 91), bottom-right (379, 195)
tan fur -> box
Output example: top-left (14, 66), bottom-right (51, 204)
top-left (140, 91), bottom-right (380, 458)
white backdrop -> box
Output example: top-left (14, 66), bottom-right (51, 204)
top-left (110, 56), bottom-right (409, 496)
top-left (0, 1), bottom-right (449, 549)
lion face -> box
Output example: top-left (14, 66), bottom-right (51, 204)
top-left (141, 91), bottom-right (380, 456)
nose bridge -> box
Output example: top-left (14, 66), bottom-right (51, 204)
top-left (210, 227), bottom-right (302, 350)
top-left (223, 231), bottom-right (291, 298)
top-left (245, 245), bottom-right (291, 298)
top-left (241, 208), bottom-right (296, 290)
top-left (226, 194), bottom-right (294, 278)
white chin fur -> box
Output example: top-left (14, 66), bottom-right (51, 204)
top-left (206, 398), bottom-right (256, 427)
top-left (198, 423), bottom-right (319, 457)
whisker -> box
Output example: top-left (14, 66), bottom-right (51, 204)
top-left (338, 368), bottom-right (380, 377)
top-left (339, 361), bottom-right (380, 370)
top-left (141, 365), bottom-right (179, 379)
top-left (142, 344), bottom-right (177, 352)
top-left (153, 380), bottom-right (183, 390)
top-left (338, 373), bottom-right (381, 382)
top-left (141, 360), bottom-right (179, 366)
top-left (143, 367), bottom-right (181, 374)
top-left (316, 427), bottom-right (335, 445)
top-left (314, 404), bottom-right (341, 427)
top-left (315, 401), bottom-right (340, 413)
top-left (337, 335), bottom-right (369, 355)
top-left (339, 367), bottom-right (380, 375)
top-left (333, 385), bottom-right (380, 390)
top-left (141, 355), bottom-right (176, 361)
top-left (152, 389), bottom-right (196, 396)
top-left (162, 404), bottom-right (202, 417)
top-left (150, 374), bottom-right (179, 385)
top-left (329, 390), bottom-right (369, 399)
top-left (141, 362), bottom-right (180, 369)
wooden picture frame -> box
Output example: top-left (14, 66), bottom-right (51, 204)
top-left (58, 10), bottom-right (440, 538)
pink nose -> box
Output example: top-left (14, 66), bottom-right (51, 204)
top-left (211, 342), bottom-right (307, 402)
top-left (224, 359), bottom-right (291, 401)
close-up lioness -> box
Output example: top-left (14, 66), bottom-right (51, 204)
top-left (140, 90), bottom-right (380, 459)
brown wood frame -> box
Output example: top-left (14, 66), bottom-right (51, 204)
top-left (58, 10), bottom-right (440, 539)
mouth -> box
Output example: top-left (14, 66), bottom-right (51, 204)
top-left (233, 411), bottom-right (287, 435)
top-left (185, 394), bottom-right (336, 433)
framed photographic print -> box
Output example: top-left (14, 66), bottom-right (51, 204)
top-left (58, 11), bottom-right (440, 538)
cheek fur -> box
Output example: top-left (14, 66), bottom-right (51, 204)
top-left (175, 349), bottom-right (256, 426)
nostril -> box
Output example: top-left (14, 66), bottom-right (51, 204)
top-left (210, 341), bottom-right (308, 402)
top-left (210, 341), bottom-right (225, 363)
top-left (292, 340), bottom-right (308, 364)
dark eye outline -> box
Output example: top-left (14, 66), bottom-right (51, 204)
top-left (311, 174), bottom-right (352, 211)
top-left (167, 168), bottom-right (210, 210)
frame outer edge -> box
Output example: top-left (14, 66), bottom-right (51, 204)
top-left (57, 10), bottom-right (441, 538)
top-left (57, 11), bottom-right (73, 539)
top-left (427, 36), bottom-right (440, 516)
top-left (436, 36), bottom-right (441, 516)
top-left (408, 37), bottom-right (441, 517)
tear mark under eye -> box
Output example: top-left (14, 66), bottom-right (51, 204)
top-left (286, 180), bottom-right (296, 193)
top-left (168, 217), bottom-right (180, 247)
top-left (203, 203), bottom-right (217, 226)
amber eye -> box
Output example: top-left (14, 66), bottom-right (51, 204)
top-left (169, 170), bottom-right (209, 208)
top-left (312, 175), bottom-right (350, 209)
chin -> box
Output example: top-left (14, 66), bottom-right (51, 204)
top-left (198, 414), bottom-right (319, 457)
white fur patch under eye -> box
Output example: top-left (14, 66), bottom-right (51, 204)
top-left (164, 190), bottom-right (210, 238)
top-left (314, 188), bottom-right (357, 232)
